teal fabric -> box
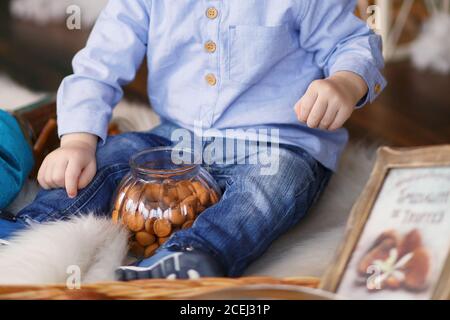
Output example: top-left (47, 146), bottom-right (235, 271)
top-left (0, 110), bottom-right (34, 209)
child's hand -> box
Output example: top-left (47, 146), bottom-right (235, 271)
top-left (294, 71), bottom-right (368, 131)
top-left (38, 133), bottom-right (98, 198)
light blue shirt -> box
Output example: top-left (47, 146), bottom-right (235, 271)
top-left (57, 0), bottom-right (386, 170)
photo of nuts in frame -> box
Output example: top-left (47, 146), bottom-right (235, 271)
top-left (320, 146), bottom-right (450, 300)
top-left (356, 229), bottom-right (431, 293)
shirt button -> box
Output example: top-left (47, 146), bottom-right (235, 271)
top-left (204, 41), bottom-right (217, 53)
top-left (205, 73), bottom-right (217, 86)
top-left (206, 7), bottom-right (219, 19)
top-left (374, 83), bottom-right (382, 95)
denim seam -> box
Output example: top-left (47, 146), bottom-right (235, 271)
top-left (164, 234), bottom-right (224, 262)
top-left (71, 167), bottom-right (130, 215)
top-left (293, 174), bottom-right (314, 198)
top-left (293, 161), bottom-right (316, 198)
top-left (225, 177), bottom-right (235, 188)
top-left (19, 216), bottom-right (38, 225)
top-left (311, 170), bottom-right (332, 206)
top-left (23, 165), bottom-right (129, 222)
top-left (56, 165), bottom-right (129, 218)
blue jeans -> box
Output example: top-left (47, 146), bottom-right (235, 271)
top-left (0, 123), bottom-right (332, 276)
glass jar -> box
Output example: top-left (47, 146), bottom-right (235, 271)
top-left (111, 147), bottom-right (221, 259)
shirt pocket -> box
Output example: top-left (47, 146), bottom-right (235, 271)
top-left (228, 24), bottom-right (298, 85)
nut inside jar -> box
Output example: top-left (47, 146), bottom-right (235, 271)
top-left (111, 147), bottom-right (221, 259)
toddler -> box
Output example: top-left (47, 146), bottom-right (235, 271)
top-left (0, 0), bottom-right (386, 279)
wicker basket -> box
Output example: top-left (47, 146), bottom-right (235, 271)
top-left (0, 277), bottom-right (322, 300)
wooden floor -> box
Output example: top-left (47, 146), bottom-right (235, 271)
top-left (347, 61), bottom-right (450, 147)
top-left (0, 5), bottom-right (448, 147)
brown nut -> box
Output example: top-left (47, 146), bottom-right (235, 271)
top-left (160, 182), bottom-right (178, 206)
top-left (145, 201), bottom-right (159, 210)
top-left (192, 181), bottom-right (210, 206)
top-left (127, 183), bottom-right (143, 201)
top-left (144, 243), bottom-right (160, 258)
top-left (145, 218), bottom-right (157, 235)
top-left (169, 207), bottom-right (187, 226)
top-left (197, 205), bottom-right (206, 214)
top-left (144, 184), bottom-right (162, 201)
top-left (127, 214), bottom-right (145, 232)
top-left (153, 219), bottom-right (173, 238)
top-left (398, 229), bottom-right (422, 258)
top-left (358, 238), bottom-right (397, 276)
top-left (181, 195), bottom-right (198, 211)
top-left (167, 186), bottom-right (179, 201)
top-left (199, 193), bottom-right (210, 207)
top-left (369, 230), bottom-right (399, 252)
top-left (130, 241), bottom-right (145, 257)
top-left (181, 204), bottom-right (196, 220)
top-left (112, 210), bottom-right (119, 224)
top-left (182, 220), bottom-right (194, 230)
top-left (162, 196), bottom-right (177, 208)
top-left (121, 211), bottom-right (129, 226)
top-left (187, 183), bottom-right (196, 194)
top-left (136, 232), bottom-right (156, 247)
top-left (402, 247), bottom-right (430, 291)
top-left (176, 180), bottom-right (193, 200)
top-left (385, 276), bottom-right (402, 289)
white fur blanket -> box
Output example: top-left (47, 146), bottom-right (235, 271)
top-left (0, 74), bottom-right (377, 284)
top-left (410, 13), bottom-right (450, 74)
top-left (0, 216), bottom-right (129, 284)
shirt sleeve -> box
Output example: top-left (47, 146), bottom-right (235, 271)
top-left (298, 0), bottom-right (387, 107)
top-left (57, 0), bottom-right (150, 143)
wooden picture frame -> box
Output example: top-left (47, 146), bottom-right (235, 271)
top-left (320, 145), bottom-right (450, 300)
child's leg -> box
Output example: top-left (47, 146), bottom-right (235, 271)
top-left (119, 145), bottom-right (332, 279)
top-left (0, 131), bottom-right (170, 241)
top-left (164, 146), bottom-right (332, 276)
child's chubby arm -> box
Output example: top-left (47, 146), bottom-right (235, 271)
top-left (45, 0), bottom-right (151, 197)
top-left (38, 133), bottom-right (98, 198)
top-left (57, 0), bottom-right (150, 145)
top-left (294, 0), bottom-right (386, 130)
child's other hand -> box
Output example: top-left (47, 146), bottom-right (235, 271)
top-left (294, 71), bottom-right (368, 131)
top-left (38, 133), bottom-right (98, 198)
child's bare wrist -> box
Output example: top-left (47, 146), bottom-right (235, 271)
top-left (61, 133), bottom-right (98, 151)
top-left (330, 71), bottom-right (368, 104)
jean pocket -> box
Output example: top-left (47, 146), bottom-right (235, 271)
top-left (228, 24), bottom-right (298, 85)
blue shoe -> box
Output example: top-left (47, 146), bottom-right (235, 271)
top-left (116, 249), bottom-right (225, 281)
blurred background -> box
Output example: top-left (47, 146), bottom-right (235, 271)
top-left (0, 0), bottom-right (449, 147)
